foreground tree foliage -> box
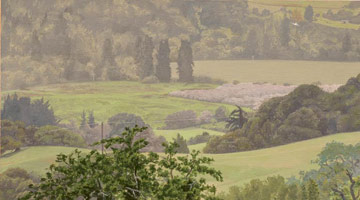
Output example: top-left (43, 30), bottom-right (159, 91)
top-left (218, 175), bottom-right (320, 200)
top-left (302, 142), bottom-right (360, 200)
top-left (21, 126), bottom-right (223, 200)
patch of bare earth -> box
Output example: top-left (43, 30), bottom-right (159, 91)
top-left (169, 83), bottom-right (341, 109)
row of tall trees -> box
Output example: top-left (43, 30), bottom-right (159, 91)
top-left (135, 36), bottom-right (194, 83)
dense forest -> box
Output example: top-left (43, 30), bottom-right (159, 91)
top-left (2, 0), bottom-right (360, 90)
top-left (205, 73), bottom-right (360, 153)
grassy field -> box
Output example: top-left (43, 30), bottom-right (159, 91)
top-left (172, 60), bottom-right (360, 85)
top-left (2, 81), bottom-right (236, 129)
top-left (2, 131), bottom-right (360, 192)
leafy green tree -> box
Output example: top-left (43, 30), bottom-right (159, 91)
top-left (280, 16), bottom-right (291, 47)
top-left (307, 179), bottom-right (320, 200)
top-left (173, 133), bottom-right (190, 154)
top-left (314, 142), bottom-right (360, 200)
top-left (156, 39), bottom-right (171, 82)
top-left (21, 126), bottom-right (222, 199)
top-left (226, 106), bottom-right (248, 131)
top-left (177, 40), bottom-right (194, 82)
top-left (88, 110), bottom-right (96, 128)
top-left (301, 184), bottom-right (308, 200)
top-left (304, 5), bottom-right (314, 22)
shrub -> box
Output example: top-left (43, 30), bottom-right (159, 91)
top-left (164, 110), bottom-right (198, 129)
top-left (141, 75), bottom-right (160, 84)
top-left (173, 133), bottom-right (190, 153)
top-left (0, 168), bottom-right (37, 200)
top-left (198, 110), bottom-right (214, 124)
top-left (215, 106), bottom-right (227, 122)
top-left (108, 113), bottom-right (147, 136)
top-left (193, 76), bottom-right (226, 85)
top-left (107, 113), bottom-right (165, 152)
top-left (188, 132), bottom-right (212, 145)
top-left (35, 126), bottom-right (87, 147)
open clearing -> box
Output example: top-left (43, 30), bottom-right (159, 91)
top-left (170, 82), bottom-right (340, 109)
top-left (2, 81), bottom-right (235, 129)
top-left (2, 131), bottom-right (360, 192)
top-left (171, 60), bottom-right (360, 85)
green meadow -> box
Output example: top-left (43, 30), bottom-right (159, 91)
top-left (2, 81), bottom-right (236, 129)
top-left (1, 131), bottom-right (360, 192)
top-left (174, 60), bottom-right (360, 85)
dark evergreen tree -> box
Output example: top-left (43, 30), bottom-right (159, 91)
top-left (31, 31), bottom-right (42, 61)
top-left (244, 29), bottom-right (258, 58)
top-left (102, 38), bottom-right (115, 66)
top-left (177, 40), bottom-right (194, 82)
top-left (226, 106), bottom-right (248, 131)
top-left (173, 133), bottom-right (190, 154)
top-left (80, 110), bottom-right (86, 129)
top-left (304, 5), bottom-right (314, 22)
top-left (135, 35), bottom-right (154, 79)
top-left (2, 95), bottom-right (57, 127)
top-left (88, 111), bottom-right (96, 128)
top-left (54, 12), bottom-right (71, 60)
top-left (156, 39), bottom-right (171, 82)
top-left (280, 16), bottom-right (291, 47)
top-left (342, 33), bottom-right (352, 53)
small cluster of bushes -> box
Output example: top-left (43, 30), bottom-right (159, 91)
top-left (187, 132), bottom-right (212, 145)
top-left (205, 73), bottom-right (360, 153)
top-left (1, 120), bottom-right (87, 153)
top-left (163, 107), bottom-right (227, 130)
top-left (0, 168), bottom-right (38, 200)
top-left (107, 112), bottom-right (166, 152)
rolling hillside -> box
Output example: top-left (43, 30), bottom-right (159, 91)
top-left (1, 131), bottom-right (360, 192)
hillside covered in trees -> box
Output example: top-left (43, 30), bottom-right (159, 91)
top-left (2, 0), bottom-right (360, 90)
top-left (204, 73), bottom-right (360, 153)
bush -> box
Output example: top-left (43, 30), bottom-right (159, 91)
top-left (141, 75), bottom-right (159, 84)
top-left (193, 76), bottom-right (226, 85)
top-left (198, 110), bottom-right (214, 124)
top-left (107, 113), bottom-right (166, 152)
top-left (188, 132), bottom-right (212, 145)
top-left (173, 133), bottom-right (190, 153)
top-left (215, 106), bottom-right (227, 122)
top-left (0, 168), bottom-right (37, 200)
top-left (35, 126), bottom-right (87, 147)
top-left (108, 113), bottom-right (147, 136)
top-left (164, 110), bottom-right (198, 129)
